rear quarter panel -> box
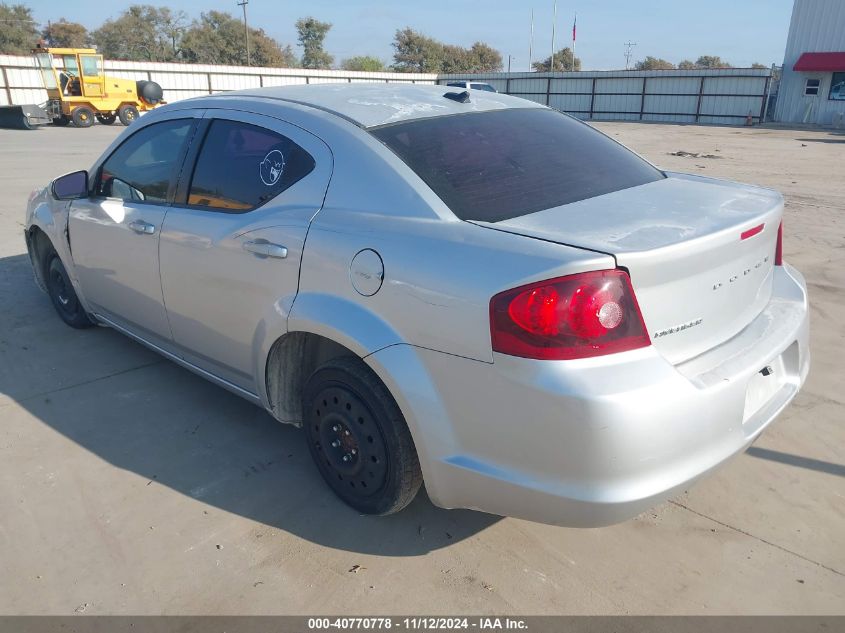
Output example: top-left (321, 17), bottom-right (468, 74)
top-left (292, 123), bottom-right (615, 363)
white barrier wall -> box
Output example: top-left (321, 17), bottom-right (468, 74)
top-left (0, 54), bottom-right (772, 125)
top-left (0, 54), bottom-right (438, 107)
top-left (439, 68), bottom-right (773, 125)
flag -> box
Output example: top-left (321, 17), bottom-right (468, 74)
top-left (572, 14), bottom-right (577, 42)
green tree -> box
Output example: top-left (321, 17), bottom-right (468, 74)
top-left (751, 62), bottom-right (767, 69)
top-left (157, 7), bottom-right (188, 59)
top-left (468, 42), bottom-right (502, 72)
top-left (296, 17), bottom-right (333, 69)
top-left (695, 55), bottom-right (733, 68)
top-left (441, 44), bottom-right (472, 72)
top-left (392, 28), bottom-right (444, 72)
top-left (0, 2), bottom-right (38, 54)
top-left (532, 47), bottom-right (581, 72)
top-left (181, 11), bottom-right (296, 67)
top-left (634, 56), bottom-right (675, 70)
top-left (391, 28), bottom-right (502, 73)
top-left (341, 55), bottom-right (385, 72)
top-left (92, 5), bottom-right (185, 61)
top-left (678, 59), bottom-right (697, 70)
top-left (42, 18), bottom-right (89, 48)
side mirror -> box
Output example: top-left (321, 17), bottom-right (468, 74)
top-left (52, 170), bottom-right (88, 200)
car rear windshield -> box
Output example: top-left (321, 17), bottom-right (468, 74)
top-left (369, 108), bottom-right (665, 222)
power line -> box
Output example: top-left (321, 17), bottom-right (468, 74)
top-left (624, 41), bottom-right (637, 70)
top-left (236, 0), bottom-right (250, 66)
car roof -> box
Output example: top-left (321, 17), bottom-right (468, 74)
top-left (222, 83), bottom-right (542, 129)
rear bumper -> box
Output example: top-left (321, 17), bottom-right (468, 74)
top-left (368, 264), bottom-right (809, 526)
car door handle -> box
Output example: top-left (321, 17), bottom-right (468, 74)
top-left (243, 240), bottom-right (288, 259)
top-left (128, 220), bottom-right (156, 235)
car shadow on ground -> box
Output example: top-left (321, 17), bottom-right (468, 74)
top-left (0, 252), bottom-right (500, 556)
top-left (746, 446), bottom-right (845, 478)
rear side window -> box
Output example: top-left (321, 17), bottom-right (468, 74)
top-left (187, 119), bottom-right (315, 212)
top-left (97, 118), bottom-right (193, 203)
top-left (370, 108), bottom-right (664, 222)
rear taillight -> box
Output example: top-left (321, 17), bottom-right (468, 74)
top-left (775, 221), bottom-right (783, 266)
top-left (490, 270), bottom-right (651, 360)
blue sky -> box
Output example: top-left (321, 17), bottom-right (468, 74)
top-left (25, 0), bottom-right (795, 70)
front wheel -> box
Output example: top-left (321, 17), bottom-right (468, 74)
top-left (71, 106), bottom-right (94, 128)
top-left (303, 357), bottom-right (422, 515)
top-left (46, 255), bottom-right (95, 329)
top-left (118, 105), bottom-right (139, 126)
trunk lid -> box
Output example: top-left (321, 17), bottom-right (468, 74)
top-left (472, 173), bottom-right (783, 364)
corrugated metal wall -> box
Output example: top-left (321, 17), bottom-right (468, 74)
top-left (0, 54), bottom-right (438, 107)
top-left (440, 69), bottom-right (772, 125)
top-left (0, 53), bottom-right (772, 126)
top-left (774, 0), bottom-right (845, 125)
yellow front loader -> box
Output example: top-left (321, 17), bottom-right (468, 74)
top-left (0, 45), bottom-right (164, 129)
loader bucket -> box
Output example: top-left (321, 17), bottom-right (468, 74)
top-left (0, 104), bottom-right (51, 130)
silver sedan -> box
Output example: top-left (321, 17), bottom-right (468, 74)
top-left (24, 84), bottom-right (810, 526)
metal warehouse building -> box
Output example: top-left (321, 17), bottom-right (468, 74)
top-left (775, 0), bottom-right (845, 125)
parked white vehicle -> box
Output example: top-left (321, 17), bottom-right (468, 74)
top-left (445, 80), bottom-right (498, 92)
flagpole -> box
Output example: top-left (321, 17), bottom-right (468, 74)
top-left (529, 8), bottom-right (534, 71)
top-left (551, 0), bottom-right (557, 71)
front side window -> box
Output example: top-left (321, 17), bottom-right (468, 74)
top-left (371, 108), bottom-right (665, 223)
top-left (62, 55), bottom-right (79, 76)
top-left (97, 119), bottom-right (193, 203)
top-left (805, 78), bottom-right (820, 96)
top-left (830, 72), bottom-right (845, 100)
top-left (187, 120), bottom-right (315, 212)
top-left (80, 55), bottom-right (102, 78)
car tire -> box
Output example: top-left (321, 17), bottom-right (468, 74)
top-left (118, 105), bottom-right (139, 126)
top-left (303, 357), bottom-right (423, 515)
top-left (46, 254), bottom-right (95, 329)
top-left (71, 106), bottom-right (94, 128)
top-left (96, 113), bottom-right (116, 125)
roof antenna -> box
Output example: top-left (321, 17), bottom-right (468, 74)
top-left (443, 90), bottom-right (471, 103)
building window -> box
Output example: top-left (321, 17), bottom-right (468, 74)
top-left (804, 78), bottom-right (820, 96)
top-left (830, 72), bottom-right (845, 101)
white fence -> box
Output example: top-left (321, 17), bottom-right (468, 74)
top-left (440, 69), bottom-right (774, 125)
top-left (0, 54), bottom-right (772, 125)
top-left (0, 54), bottom-right (438, 107)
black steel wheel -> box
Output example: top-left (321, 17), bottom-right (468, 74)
top-left (71, 106), bottom-right (94, 128)
top-left (118, 105), bottom-right (139, 126)
top-left (46, 255), bottom-right (95, 329)
top-left (303, 357), bottom-right (422, 515)
top-left (96, 113), bottom-right (116, 125)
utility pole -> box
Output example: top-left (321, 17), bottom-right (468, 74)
top-left (529, 8), bottom-right (534, 71)
top-left (624, 41), bottom-right (637, 70)
top-left (508, 55), bottom-right (515, 73)
top-left (550, 0), bottom-right (557, 71)
top-left (237, 0), bottom-right (251, 66)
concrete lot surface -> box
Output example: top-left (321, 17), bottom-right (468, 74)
top-left (0, 121), bottom-right (842, 614)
